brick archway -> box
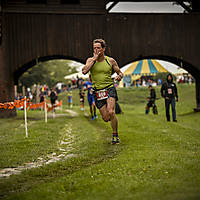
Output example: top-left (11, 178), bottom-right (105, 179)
top-left (14, 55), bottom-right (85, 85)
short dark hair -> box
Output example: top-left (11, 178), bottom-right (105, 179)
top-left (93, 39), bottom-right (106, 48)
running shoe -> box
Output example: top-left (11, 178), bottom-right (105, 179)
top-left (111, 138), bottom-right (116, 145)
top-left (94, 115), bottom-right (98, 119)
top-left (116, 138), bottom-right (120, 144)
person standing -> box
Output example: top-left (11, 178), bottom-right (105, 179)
top-left (82, 39), bottom-right (123, 144)
top-left (161, 73), bottom-right (178, 122)
top-left (145, 85), bottom-right (157, 115)
top-left (49, 88), bottom-right (58, 111)
top-left (67, 88), bottom-right (73, 108)
top-left (79, 88), bottom-right (85, 111)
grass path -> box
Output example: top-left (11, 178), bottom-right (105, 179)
top-left (0, 84), bottom-right (200, 200)
top-left (0, 107), bottom-right (123, 199)
top-left (0, 122), bottom-right (75, 178)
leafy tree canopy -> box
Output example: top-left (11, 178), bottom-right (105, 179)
top-left (19, 60), bottom-right (80, 88)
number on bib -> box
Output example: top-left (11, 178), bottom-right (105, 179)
top-left (96, 89), bottom-right (108, 100)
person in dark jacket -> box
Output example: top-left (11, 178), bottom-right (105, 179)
top-left (49, 88), bottom-right (57, 108)
top-left (161, 73), bottom-right (178, 122)
top-left (145, 85), bottom-right (157, 114)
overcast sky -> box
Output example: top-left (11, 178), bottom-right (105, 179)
top-left (107, 2), bottom-right (185, 13)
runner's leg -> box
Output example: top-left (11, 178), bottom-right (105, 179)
top-left (99, 104), bottom-right (110, 122)
top-left (107, 97), bottom-right (119, 144)
top-left (107, 97), bottom-right (118, 134)
top-left (89, 105), bottom-right (93, 119)
top-left (93, 102), bottom-right (97, 118)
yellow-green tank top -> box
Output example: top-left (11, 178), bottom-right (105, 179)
top-left (90, 56), bottom-right (113, 90)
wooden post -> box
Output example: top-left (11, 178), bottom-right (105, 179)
top-left (45, 101), bottom-right (47, 123)
top-left (24, 97), bottom-right (28, 137)
top-left (194, 79), bottom-right (200, 112)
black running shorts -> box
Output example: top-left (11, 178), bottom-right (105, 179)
top-left (93, 86), bottom-right (118, 109)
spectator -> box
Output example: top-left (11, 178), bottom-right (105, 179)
top-left (79, 89), bottom-right (85, 111)
top-left (49, 88), bottom-right (58, 111)
top-left (161, 73), bottom-right (178, 122)
top-left (40, 93), bottom-right (45, 103)
top-left (145, 85), bottom-right (157, 115)
top-left (67, 88), bottom-right (73, 108)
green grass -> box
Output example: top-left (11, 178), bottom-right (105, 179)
top-left (0, 83), bottom-right (200, 200)
top-left (0, 110), bottom-right (71, 168)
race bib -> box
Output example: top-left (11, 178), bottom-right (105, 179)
top-left (168, 88), bottom-right (172, 94)
top-left (96, 89), bottom-right (108, 100)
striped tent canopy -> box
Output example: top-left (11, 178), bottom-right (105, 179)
top-left (124, 59), bottom-right (168, 76)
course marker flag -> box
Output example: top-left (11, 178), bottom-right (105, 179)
top-left (24, 97), bottom-right (28, 137)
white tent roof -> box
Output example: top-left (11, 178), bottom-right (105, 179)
top-left (112, 60), bottom-right (188, 78)
top-left (64, 71), bottom-right (89, 80)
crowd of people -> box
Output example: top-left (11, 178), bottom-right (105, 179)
top-left (65, 75), bottom-right (98, 120)
top-left (122, 73), bottom-right (194, 88)
top-left (16, 70), bottom-right (180, 125)
top-left (122, 75), bottom-right (162, 88)
top-left (177, 74), bottom-right (194, 84)
top-left (15, 85), bottom-right (59, 111)
top-left (15, 75), bottom-right (97, 116)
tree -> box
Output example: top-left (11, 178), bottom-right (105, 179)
top-left (19, 59), bottom-right (79, 88)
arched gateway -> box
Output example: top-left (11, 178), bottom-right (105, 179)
top-left (1, 0), bottom-right (200, 117)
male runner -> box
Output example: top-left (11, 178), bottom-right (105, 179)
top-left (82, 39), bottom-right (123, 144)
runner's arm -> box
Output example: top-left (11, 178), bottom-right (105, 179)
top-left (83, 48), bottom-right (104, 74)
top-left (160, 83), bottom-right (166, 98)
top-left (109, 58), bottom-right (123, 81)
top-left (82, 58), bottom-right (96, 75)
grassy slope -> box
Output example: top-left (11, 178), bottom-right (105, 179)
top-left (0, 84), bottom-right (200, 200)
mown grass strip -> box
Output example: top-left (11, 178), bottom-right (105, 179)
top-left (0, 84), bottom-right (200, 200)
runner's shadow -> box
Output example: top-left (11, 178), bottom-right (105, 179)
top-left (179, 111), bottom-right (200, 116)
top-left (14, 113), bottom-right (71, 121)
top-left (15, 116), bottom-right (42, 121)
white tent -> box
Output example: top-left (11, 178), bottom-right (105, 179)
top-left (156, 60), bottom-right (188, 75)
top-left (173, 67), bottom-right (188, 75)
top-left (64, 71), bottom-right (89, 80)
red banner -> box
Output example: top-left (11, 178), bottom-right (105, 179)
top-left (0, 99), bottom-right (62, 112)
top-left (28, 102), bottom-right (47, 110)
top-left (0, 98), bottom-right (30, 110)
